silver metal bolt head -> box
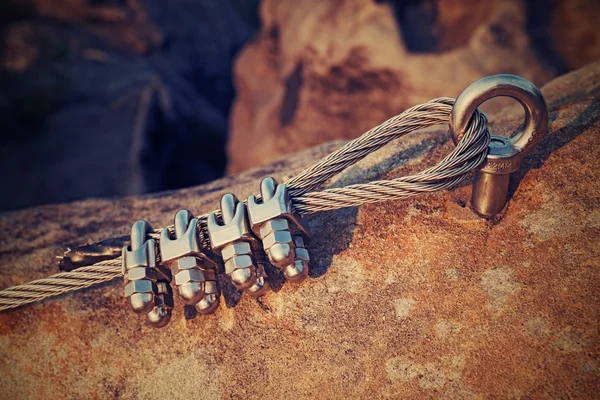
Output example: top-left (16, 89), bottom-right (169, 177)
top-left (266, 242), bottom-right (295, 268)
top-left (146, 306), bottom-right (172, 328)
top-left (230, 267), bottom-right (258, 290)
top-left (128, 292), bottom-right (155, 313)
top-left (177, 281), bottom-right (205, 305)
top-left (246, 275), bottom-right (270, 298)
top-left (283, 260), bottom-right (309, 283)
top-left (195, 294), bottom-right (220, 315)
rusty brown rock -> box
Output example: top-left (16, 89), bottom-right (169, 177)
top-left (228, 0), bottom-right (600, 174)
top-left (1, 63), bottom-right (600, 398)
top-left (549, 0), bottom-right (600, 71)
top-left (228, 0), bottom-right (559, 173)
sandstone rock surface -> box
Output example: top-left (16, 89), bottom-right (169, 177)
top-left (228, 0), bottom-right (600, 173)
top-left (0, 63), bottom-right (599, 398)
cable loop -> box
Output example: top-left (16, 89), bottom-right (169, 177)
top-left (0, 97), bottom-right (490, 311)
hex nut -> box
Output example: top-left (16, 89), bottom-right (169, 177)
top-left (221, 242), bottom-right (252, 261)
top-left (265, 244), bottom-right (294, 268)
top-left (224, 255), bottom-right (254, 274)
top-left (174, 256), bottom-right (200, 271)
top-left (246, 275), bottom-right (269, 298)
top-left (146, 305), bottom-right (172, 328)
top-left (202, 269), bottom-right (217, 282)
top-left (125, 267), bottom-right (158, 282)
top-left (203, 280), bottom-right (219, 295)
top-left (262, 230), bottom-right (293, 250)
top-left (294, 247), bottom-right (310, 262)
top-left (124, 279), bottom-right (155, 297)
top-left (259, 218), bottom-right (290, 238)
top-left (174, 268), bottom-right (205, 286)
top-left (155, 281), bottom-right (172, 295)
top-left (293, 235), bottom-right (305, 247)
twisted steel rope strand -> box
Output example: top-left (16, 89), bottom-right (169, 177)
top-left (294, 109), bottom-right (489, 212)
top-left (0, 98), bottom-right (489, 311)
top-left (286, 98), bottom-right (456, 196)
top-left (0, 260), bottom-right (122, 311)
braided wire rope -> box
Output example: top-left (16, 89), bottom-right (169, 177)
top-left (0, 97), bottom-right (490, 311)
top-left (0, 260), bottom-right (122, 310)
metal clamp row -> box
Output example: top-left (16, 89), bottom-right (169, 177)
top-left (121, 177), bottom-right (311, 328)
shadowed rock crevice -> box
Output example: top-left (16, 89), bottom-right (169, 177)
top-left (383, 0), bottom-right (494, 53)
top-left (279, 62), bottom-right (303, 126)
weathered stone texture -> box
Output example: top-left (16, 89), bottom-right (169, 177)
top-left (0, 62), bottom-right (599, 398)
top-left (228, 0), bottom-right (600, 173)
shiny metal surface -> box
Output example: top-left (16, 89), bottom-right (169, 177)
top-left (2, 92), bottom-right (494, 313)
top-left (122, 220), bottom-right (157, 314)
top-left (207, 194), bottom-right (263, 292)
top-left (284, 235), bottom-right (309, 283)
top-left (247, 178), bottom-right (311, 239)
top-left (248, 177), bottom-right (311, 283)
top-left (146, 281), bottom-right (174, 328)
top-left (195, 270), bottom-right (220, 315)
top-left (160, 209), bottom-right (221, 312)
top-left (449, 74), bottom-right (548, 216)
top-left (58, 236), bottom-right (128, 272)
top-left (160, 210), bottom-right (204, 304)
top-left (122, 220), bottom-right (173, 327)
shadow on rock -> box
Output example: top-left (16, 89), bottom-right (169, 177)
top-left (508, 98), bottom-right (600, 199)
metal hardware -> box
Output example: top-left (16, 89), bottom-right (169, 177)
top-left (449, 74), bottom-right (548, 216)
top-left (159, 210), bottom-right (221, 314)
top-left (58, 236), bottom-right (129, 272)
top-left (247, 177), bottom-right (311, 283)
top-left (122, 220), bottom-right (173, 327)
top-left (3, 87), bottom-right (497, 315)
top-left (207, 193), bottom-right (266, 293)
top-left (287, 235), bottom-right (310, 283)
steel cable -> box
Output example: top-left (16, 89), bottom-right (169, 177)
top-left (0, 97), bottom-right (490, 311)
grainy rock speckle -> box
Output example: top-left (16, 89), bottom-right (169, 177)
top-left (0, 63), bottom-right (599, 398)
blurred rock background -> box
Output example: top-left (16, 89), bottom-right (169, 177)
top-left (1, 0), bottom-right (599, 211)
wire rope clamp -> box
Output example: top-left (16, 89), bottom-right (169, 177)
top-left (122, 220), bottom-right (173, 327)
top-left (247, 177), bottom-right (311, 283)
top-left (449, 74), bottom-right (548, 217)
top-left (207, 193), bottom-right (267, 294)
top-left (159, 209), bottom-right (221, 314)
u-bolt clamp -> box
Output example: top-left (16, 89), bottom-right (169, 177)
top-left (122, 220), bottom-right (173, 327)
top-left (160, 209), bottom-right (221, 315)
top-left (247, 177), bottom-right (311, 283)
top-left (207, 193), bottom-right (270, 296)
top-left (449, 74), bottom-right (548, 217)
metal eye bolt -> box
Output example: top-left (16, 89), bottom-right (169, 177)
top-left (449, 74), bottom-right (548, 217)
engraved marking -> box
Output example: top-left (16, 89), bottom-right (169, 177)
top-left (488, 161), bottom-right (512, 170)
